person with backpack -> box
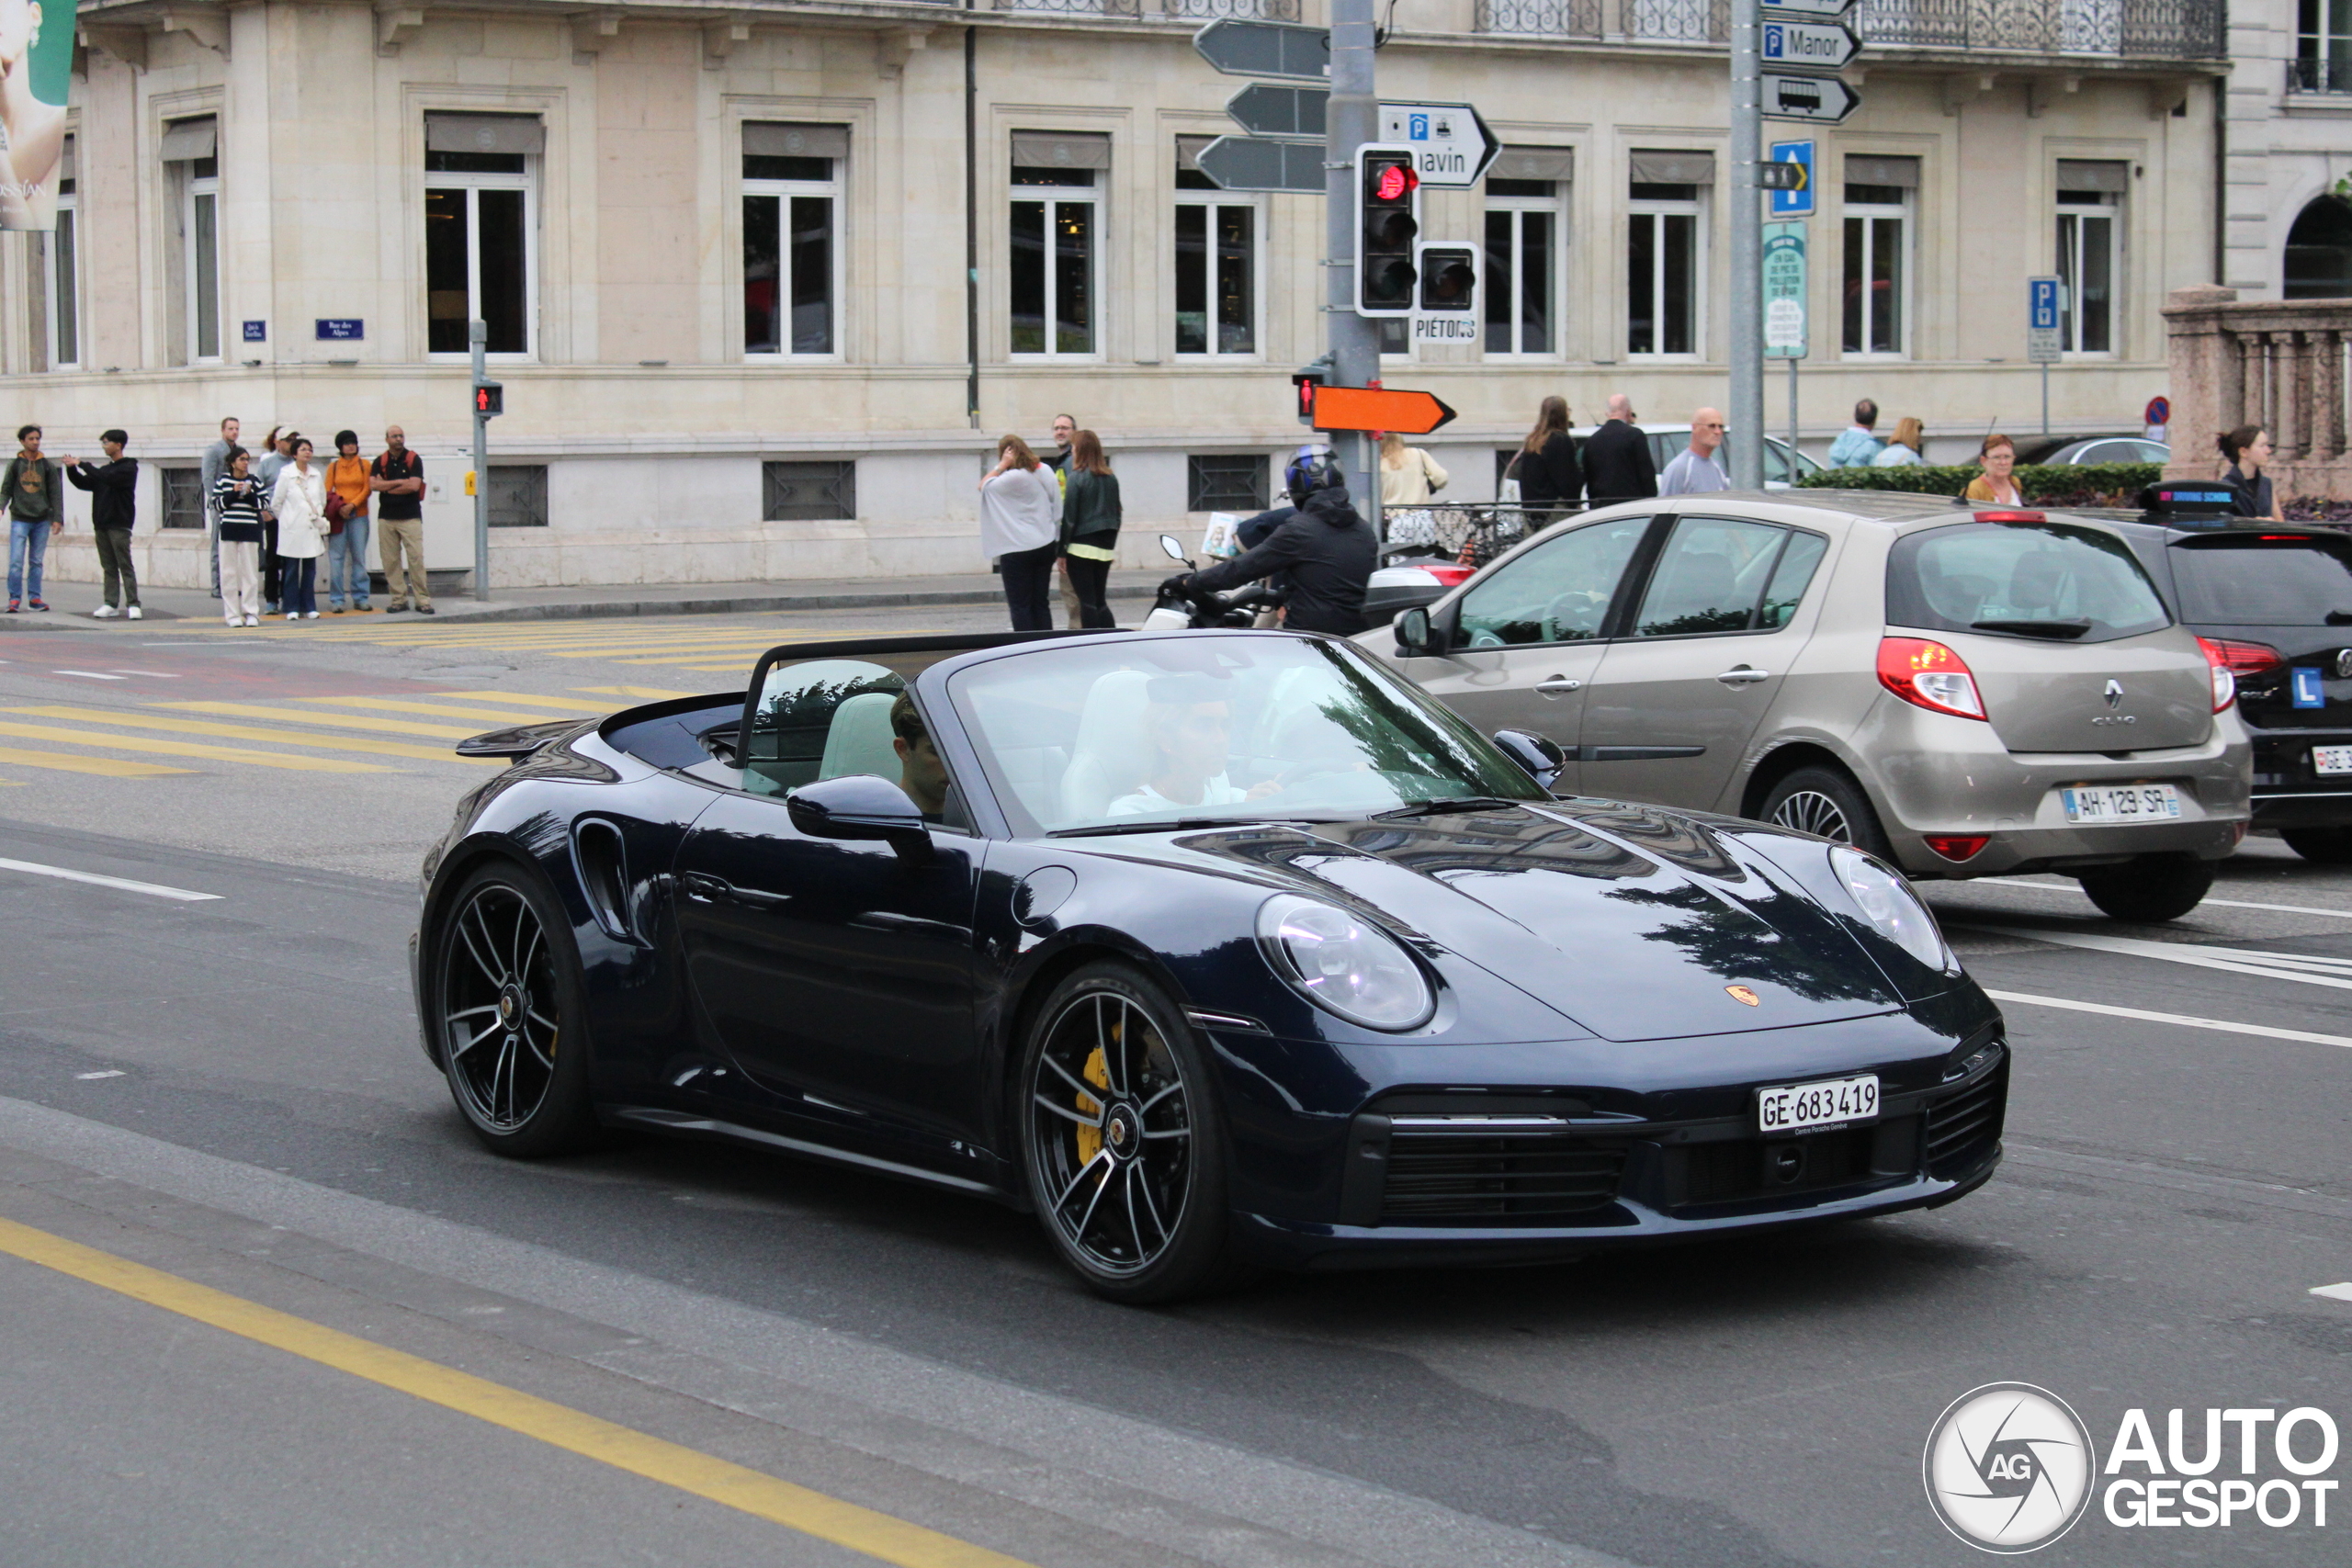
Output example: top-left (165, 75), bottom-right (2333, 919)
top-left (63, 429), bottom-right (141, 618)
top-left (5, 423), bottom-right (61, 612)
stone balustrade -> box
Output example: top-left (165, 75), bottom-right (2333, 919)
top-left (2164, 287), bottom-right (2352, 500)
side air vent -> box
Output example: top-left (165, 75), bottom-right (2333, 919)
top-left (573, 819), bottom-right (634, 942)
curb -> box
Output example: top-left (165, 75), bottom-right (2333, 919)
top-left (424, 582), bottom-right (1158, 625)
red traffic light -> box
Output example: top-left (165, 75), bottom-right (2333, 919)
top-left (473, 382), bottom-right (503, 418)
top-left (1374, 163), bottom-right (1417, 202)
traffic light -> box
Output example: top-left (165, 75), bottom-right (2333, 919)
top-left (1354, 145), bottom-right (1419, 318)
top-left (473, 381), bottom-right (503, 419)
top-left (1292, 353), bottom-right (1333, 426)
top-left (1416, 244), bottom-right (1477, 313)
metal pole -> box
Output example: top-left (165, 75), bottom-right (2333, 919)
top-left (470, 320), bottom-right (490, 602)
top-left (1787, 357), bottom-right (1799, 480)
top-left (1328, 0), bottom-right (1381, 523)
top-left (1728, 0), bottom-right (1764, 491)
top-left (2041, 361), bottom-right (2051, 440)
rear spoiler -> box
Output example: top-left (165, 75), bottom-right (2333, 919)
top-left (454, 718), bottom-right (589, 761)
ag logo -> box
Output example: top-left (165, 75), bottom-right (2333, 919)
top-left (1923, 1382), bottom-right (2097, 1552)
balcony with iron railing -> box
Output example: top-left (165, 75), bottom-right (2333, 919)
top-left (1476, 0), bottom-right (2223, 57)
top-left (2290, 52), bottom-right (2352, 94)
top-left (989, 0), bottom-right (1299, 17)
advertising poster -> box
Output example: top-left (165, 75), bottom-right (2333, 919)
top-left (0, 0), bottom-right (74, 231)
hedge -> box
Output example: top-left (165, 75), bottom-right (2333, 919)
top-left (1796, 462), bottom-right (2163, 509)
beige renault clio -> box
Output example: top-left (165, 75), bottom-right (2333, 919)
top-left (1361, 491), bottom-right (2251, 921)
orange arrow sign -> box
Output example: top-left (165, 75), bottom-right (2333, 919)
top-left (1310, 386), bottom-right (1457, 435)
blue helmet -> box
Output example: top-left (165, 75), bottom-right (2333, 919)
top-left (1284, 444), bottom-right (1347, 506)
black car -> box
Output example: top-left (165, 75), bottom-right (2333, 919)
top-left (2112, 519), bottom-right (2352, 860)
top-left (412, 628), bottom-right (2008, 1302)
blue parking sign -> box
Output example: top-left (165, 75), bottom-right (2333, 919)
top-left (1769, 141), bottom-right (1813, 216)
top-left (1408, 113), bottom-right (1429, 140)
top-left (2030, 278), bottom-right (2062, 332)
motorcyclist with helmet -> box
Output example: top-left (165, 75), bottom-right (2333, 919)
top-left (1163, 445), bottom-right (1377, 636)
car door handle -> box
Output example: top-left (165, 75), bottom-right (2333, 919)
top-left (1715, 666), bottom-right (1772, 685)
top-left (1533, 676), bottom-right (1583, 695)
top-left (677, 871), bottom-right (728, 904)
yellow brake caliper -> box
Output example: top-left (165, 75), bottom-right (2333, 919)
top-left (1074, 1043), bottom-right (1111, 1165)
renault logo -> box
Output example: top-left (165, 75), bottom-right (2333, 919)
top-left (2103, 680), bottom-right (2124, 709)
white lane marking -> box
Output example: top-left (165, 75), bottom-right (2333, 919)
top-left (51, 671), bottom-right (127, 682)
top-left (0, 856), bottom-right (220, 902)
top-left (2312, 1282), bottom-right (2352, 1303)
top-left (107, 670), bottom-right (181, 678)
top-left (1984, 988), bottom-right (2352, 1049)
top-left (1973, 874), bottom-right (2352, 920)
top-left (73, 1070), bottom-right (124, 1080)
top-left (1969, 924), bottom-right (2352, 991)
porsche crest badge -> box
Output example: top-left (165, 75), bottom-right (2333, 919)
top-left (1725, 985), bottom-right (1761, 1007)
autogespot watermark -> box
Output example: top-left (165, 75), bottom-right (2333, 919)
top-left (1924, 1383), bottom-right (2341, 1552)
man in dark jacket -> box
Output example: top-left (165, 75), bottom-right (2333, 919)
top-left (1170, 447), bottom-right (1375, 636)
top-left (5, 424), bottom-right (62, 613)
top-left (65, 431), bottom-right (141, 618)
top-left (1579, 394), bottom-right (1657, 505)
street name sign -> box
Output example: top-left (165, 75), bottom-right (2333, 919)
top-left (1763, 73), bottom-right (1861, 124)
top-left (1768, 140), bottom-right (1815, 216)
top-left (2027, 276), bottom-right (2064, 364)
top-left (1226, 82), bottom-right (1327, 140)
top-left (1764, 222), bottom-right (1807, 358)
top-left (1374, 102), bottom-right (1499, 186)
top-left (1759, 0), bottom-right (1856, 18)
top-left (1196, 135), bottom-right (1327, 194)
top-left (1311, 386), bottom-right (1457, 434)
top-left (1192, 19), bottom-right (1329, 81)
top-left (1761, 17), bottom-right (1861, 72)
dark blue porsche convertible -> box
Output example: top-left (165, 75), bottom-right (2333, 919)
top-left (413, 628), bottom-right (2008, 1302)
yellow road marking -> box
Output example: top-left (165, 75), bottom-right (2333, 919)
top-left (0, 745), bottom-right (191, 778)
top-left (5, 707), bottom-right (502, 767)
top-left (154, 701), bottom-right (484, 739)
top-left (291, 696), bottom-right (588, 726)
top-left (0, 720), bottom-right (384, 773)
top-left (0, 1217), bottom-right (1035, 1568)
top-left (575, 685), bottom-right (703, 699)
top-left (428, 691), bottom-right (616, 714)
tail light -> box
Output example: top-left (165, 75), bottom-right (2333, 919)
top-left (1923, 834), bottom-right (1990, 863)
top-left (2197, 636), bottom-right (2279, 713)
top-left (1424, 563), bottom-right (1475, 588)
top-left (1970, 510), bottom-right (2047, 524)
top-left (1878, 637), bottom-right (1987, 720)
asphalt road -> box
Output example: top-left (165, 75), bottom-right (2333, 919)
top-left (0, 605), bottom-right (2344, 1568)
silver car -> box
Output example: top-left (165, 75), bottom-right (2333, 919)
top-left (1360, 491), bottom-right (2251, 922)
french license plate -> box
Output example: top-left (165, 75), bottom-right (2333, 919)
top-left (1756, 1074), bottom-right (1880, 1135)
top-left (2315, 747), bottom-right (2352, 776)
top-left (2060, 784), bottom-right (2182, 823)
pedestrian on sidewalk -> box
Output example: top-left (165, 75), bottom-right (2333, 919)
top-left (370, 425), bottom-right (432, 614)
top-left (1962, 434), bottom-right (2024, 506)
top-left (1513, 396), bottom-right (1583, 527)
top-left (5, 423), bottom-right (62, 612)
top-left (63, 429), bottom-right (141, 619)
top-left (1040, 412), bottom-right (1087, 628)
top-left (1059, 429), bottom-right (1122, 630)
top-left (1827, 400), bottom-right (1883, 468)
top-left (2221, 425), bottom-right (2284, 522)
top-left (1872, 417), bottom-right (1927, 468)
top-left (978, 434), bottom-right (1061, 633)
top-left (1659, 408), bottom-right (1731, 497)
top-left (200, 415), bottom-right (239, 601)
top-left (212, 448), bottom-right (266, 626)
top-left (1377, 431), bottom-right (1449, 505)
top-left (1580, 394), bottom-right (1657, 505)
top-left (271, 436), bottom-right (328, 620)
top-left (324, 430), bottom-right (373, 613)
top-left (254, 428), bottom-right (295, 615)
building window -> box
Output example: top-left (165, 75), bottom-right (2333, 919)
top-left (1626, 157), bottom-right (1708, 356)
top-left (2296, 0), bottom-right (2352, 90)
top-left (424, 113), bottom-right (542, 356)
top-left (43, 136), bottom-right (78, 369)
top-left (1174, 141), bottom-right (1257, 357)
top-left (744, 123), bottom-right (844, 357)
top-left (163, 118), bottom-right (221, 364)
top-left (1840, 173), bottom-right (1911, 356)
top-left (488, 465), bottom-right (548, 527)
top-left (763, 460), bottom-right (857, 522)
top-left (1187, 453), bottom-right (1267, 513)
top-left (1485, 175), bottom-right (1564, 356)
top-left (2285, 195), bottom-right (2352, 298)
top-left (160, 467), bottom-right (206, 530)
top-left (1010, 132), bottom-right (1106, 356)
top-left (2055, 162), bottom-right (2123, 355)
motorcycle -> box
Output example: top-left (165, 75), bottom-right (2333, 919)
top-left (1140, 534), bottom-right (1286, 631)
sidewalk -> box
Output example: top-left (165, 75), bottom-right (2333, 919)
top-left (10, 570), bottom-right (1166, 628)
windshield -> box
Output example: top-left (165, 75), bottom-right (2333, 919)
top-left (946, 635), bottom-right (1545, 837)
top-left (1885, 521), bottom-right (2171, 643)
top-left (2171, 535), bottom-right (2352, 626)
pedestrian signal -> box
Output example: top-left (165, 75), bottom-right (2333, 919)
top-left (1416, 244), bottom-right (1477, 313)
top-left (1292, 354), bottom-right (1334, 426)
top-left (1355, 145), bottom-right (1419, 318)
top-left (473, 382), bottom-right (503, 418)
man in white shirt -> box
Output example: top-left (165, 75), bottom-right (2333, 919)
top-left (1826, 400), bottom-right (1883, 468)
top-left (1659, 409), bottom-right (1731, 496)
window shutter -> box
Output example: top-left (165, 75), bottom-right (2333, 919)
top-left (1629, 150), bottom-right (1713, 186)
top-left (2054, 159), bottom-right (2128, 193)
top-left (1844, 155), bottom-right (1919, 188)
top-left (1011, 131), bottom-right (1112, 172)
top-left (744, 122), bottom-right (850, 161)
top-left (1175, 135), bottom-right (1216, 174)
top-left (1494, 146), bottom-right (1574, 182)
top-left (424, 113), bottom-right (547, 157)
top-left (160, 117), bottom-right (217, 163)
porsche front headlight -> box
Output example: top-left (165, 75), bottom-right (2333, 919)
top-left (1257, 895), bottom-right (1435, 1031)
top-left (1830, 846), bottom-right (1956, 973)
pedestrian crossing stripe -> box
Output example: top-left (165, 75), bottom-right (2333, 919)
top-left (424, 691), bottom-right (616, 714)
top-left (288, 695), bottom-right (599, 726)
top-left (0, 744), bottom-right (191, 778)
top-left (0, 718), bottom-right (386, 773)
top-left (573, 686), bottom-right (700, 700)
top-left (154, 700), bottom-right (484, 740)
top-left (5, 707), bottom-right (505, 767)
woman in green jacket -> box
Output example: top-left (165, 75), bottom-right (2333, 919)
top-left (1059, 429), bottom-right (1122, 628)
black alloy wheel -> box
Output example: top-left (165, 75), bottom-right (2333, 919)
top-left (434, 863), bottom-right (598, 1155)
top-left (1020, 964), bottom-right (1234, 1303)
top-left (2075, 852), bottom-right (2215, 924)
top-left (1758, 764), bottom-right (1893, 859)
top-left (2282, 826), bottom-right (2352, 864)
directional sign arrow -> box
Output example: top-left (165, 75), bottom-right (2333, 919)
top-left (1374, 101), bottom-right (1500, 187)
top-left (1760, 17), bottom-right (1861, 72)
top-left (1195, 135), bottom-right (1327, 195)
top-left (1762, 73), bottom-right (1861, 125)
top-left (1759, 0), bottom-right (1855, 18)
top-left (1226, 82), bottom-right (1327, 141)
top-left (1311, 386), bottom-right (1457, 436)
top-left (1192, 18), bottom-right (1329, 81)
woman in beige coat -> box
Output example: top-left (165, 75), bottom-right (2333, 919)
top-left (269, 437), bottom-right (330, 620)
top-left (1377, 431), bottom-right (1448, 505)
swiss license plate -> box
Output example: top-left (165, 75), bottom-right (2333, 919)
top-left (2315, 747), bottom-right (2352, 776)
top-left (2060, 784), bottom-right (2182, 823)
top-left (1757, 1073), bottom-right (1880, 1135)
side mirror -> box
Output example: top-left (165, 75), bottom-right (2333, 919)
top-left (1395, 606), bottom-right (1432, 656)
top-left (1159, 534), bottom-right (1188, 563)
top-left (1491, 728), bottom-right (1566, 794)
top-left (786, 774), bottom-right (934, 863)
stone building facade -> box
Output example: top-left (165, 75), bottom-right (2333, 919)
top-left (12, 0), bottom-right (2226, 589)
top-left (2220, 0), bottom-right (2352, 303)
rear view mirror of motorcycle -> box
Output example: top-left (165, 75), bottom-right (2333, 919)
top-left (1159, 534), bottom-right (1188, 563)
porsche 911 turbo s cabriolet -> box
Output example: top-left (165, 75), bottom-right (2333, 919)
top-left (413, 628), bottom-right (2009, 1303)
